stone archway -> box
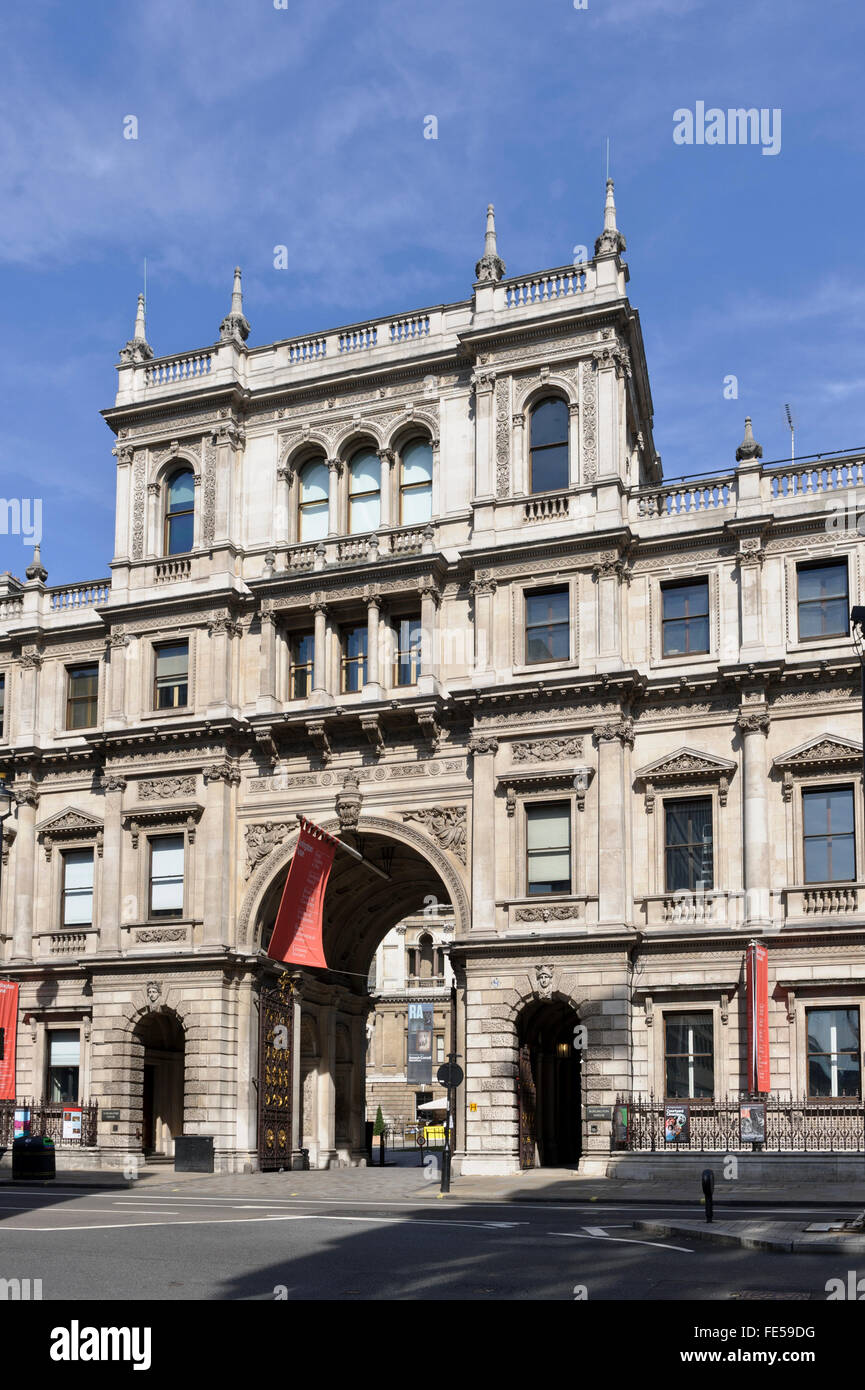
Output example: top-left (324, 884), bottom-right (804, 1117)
top-left (517, 998), bottom-right (581, 1168)
top-left (131, 1008), bottom-right (186, 1158)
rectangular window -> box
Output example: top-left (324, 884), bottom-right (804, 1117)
top-left (66, 664), bottom-right (99, 730)
top-left (289, 632), bottom-right (314, 699)
top-left (154, 641), bottom-right (188, 709)
top-left (0, 673), bottom-right (5, 738)
top-left (797, 561), bottom-right (849, 640)
top-left (149, 834), bottom-right (184, 917)
top-left (435, 1034), bottom-right (445, 1064)
top-left (807, 1007), bottom-right (861, 1098)
top-left (394, 616), bottom-right (422, 687)
top-left (661, 579), bottom-right (710, 657)
top-left (47, 1029), bottom-right (80, 1104)
top-left (803, 786), bottom-right (855, 883)
top-left (526, 801), bottom-right (571, 895)
top-left (664, 1012), bottom-right (713, 1099)
top-left (665, 797), bottom-right (713, 893)
top-left (61, 849), bottom-right (94, 926)
top-left (525, 587), bottom-right (569, 664)
top-left (341, 626), bottom-right (368, 693)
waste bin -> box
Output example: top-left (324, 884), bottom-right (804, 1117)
top-left (174, 1135), bottom-right (214, 1173)
top-left (12, 1134), bottom-right (56, 1180)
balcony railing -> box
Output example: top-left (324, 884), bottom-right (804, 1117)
top-left (48, 580), bottom-right (111, 611)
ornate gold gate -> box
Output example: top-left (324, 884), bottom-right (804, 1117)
top-left (258, 974), bottom-right (294, 1170)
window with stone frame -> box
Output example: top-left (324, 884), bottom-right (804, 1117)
top-left (525, 586), bottom-right (569, 664)
top-left (298, 459), bottom-right (329, 542)
top-left (664, 1011), bottom-right (714, 1099)
top-left (661, 578), bottom-right (710, 657)
top-left (664, 796), bottom-right (714, 893)
top-left (398, 439), bottom-right (432, 524)
top-left (528, 396), bottom-right (569, 494)
top-left (393, 615), bottom-right (421, 687)
top-left (288, 631), bottom-right (314, 699)
top-left (148, 833), bottom-right (184, 917)
top-left (61, 848), bottom-right (94, 927)
top-left (526, 800), bottom-right (572, 895)
top-left (0, 672), bottom-right (5, 739)
top-left (153, 641), bottom-right (188, 709)
top-left (340, 625), bottom-right (368, 693)
top-left (806, 1007), bottom-right (861, 1099)
top-left (797, 559), bottom-right (849, 640)
top-left (66, 663), bottom-right (99, 729)
top-left (802, 786), bottom-right (856, 883)
top-left (46, 1029), bottom-right (80, 1104)
top-left (348, 449), bottom-right (381, 533)
top-left (163, 466), bottom-right (195, 555)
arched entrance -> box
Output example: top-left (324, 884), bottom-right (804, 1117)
top-left (517, 999), bottom-right (582, 1169)
top-left (246, 819), bottom-right (468, 1169)
top-left (133, 1012), bottom-right (185, 1158)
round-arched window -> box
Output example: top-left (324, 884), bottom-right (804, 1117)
top-left (348, 449), bottom-right (381, 533)
top-left (399, 439), bottom-right (432, 524)
top-left (164, 467), bottom-right (195, 555)
top-left (298, 459), bottom-right (329, 541)
top-left (529, 397), bottom-right (569, 493)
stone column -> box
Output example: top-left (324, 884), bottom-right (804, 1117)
top-left (98, 775), bottom-right (126, 956)
top-left (16, 653), bottom-right (41, 742)
top-left (469, 734), bottom-right (498, 930)
top-left (363, 589), bottom-right (383, 700)
top-left (593, 719), bottom-right (633, 925)
top-left (316, 1003), bottom-right (337, 1167)
top-left (257, 607), bottom-right (277, 711)
top-left (418, 581), bottom-right (440, 696)
top-left (511, 413), bottom-right (526, 495)
top-left (736, 539), bottom-right (766, 656)
top-left (146, 481), bottom-right (161, 558)
top-left (738, 707), bottom-right (771, 925)
top-left (327, 460), bottom-right (342, 537)
top-left (107, 631), bottom-right (129, 724)
top-left (11, 778), bottom-right (39, 961)
top-left (202, 761), bottom-right (240, 947)
top-left (207, 613), bottom-right (237, 712)
top-left (311, 601), bottom-right (329, 704)
top-left (472, 370), bottom-right (496, 500)
top-left (377, 449), bottom-right (392, 532)
top-left (469, 578), bottom-right (496, 685)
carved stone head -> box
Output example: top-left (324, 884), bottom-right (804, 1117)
top-left (536, 965), bottom-right (554, 998)
top-left (146, 981), bottom-right (161, 1006)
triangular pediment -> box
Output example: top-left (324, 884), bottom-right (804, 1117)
top-left (773, 734), bottom-right (863, 772)
top-left (635, 747), bottom-right (737, 783)
top-left (36, 806), bottom-right (104, 837)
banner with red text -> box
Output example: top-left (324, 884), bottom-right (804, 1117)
top-left (267, 818), bottom-right (338, 969)
top-left (746, 941), bottom-right (771, 1093)
top-left (0, 980), bottom-right (19, 1101)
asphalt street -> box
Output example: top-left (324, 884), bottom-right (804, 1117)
top-left (0, 1184), bottom-right (859, 1301)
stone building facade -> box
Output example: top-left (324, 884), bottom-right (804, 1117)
top-left (1, 185), bottom-right (864, 1173)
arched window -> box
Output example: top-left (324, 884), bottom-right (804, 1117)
top-left (529, 397), bottom-right (569, 494)
top-left (163, 467), bottom-right (195, 555)
top-left (348, 449), bottom-right (381, 533)
top-left (418, 932), bottom-right (434, 980)
top-left (298, 459), bottom-right (329, 541)
top-left (399, 439), bottom-right (432, 524)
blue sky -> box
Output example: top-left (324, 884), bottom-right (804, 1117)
top-left (1, 0), bottom-right (863, 584)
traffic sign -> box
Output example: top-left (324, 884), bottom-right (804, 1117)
top-left (436, 1062), bottom-right (464, 1088)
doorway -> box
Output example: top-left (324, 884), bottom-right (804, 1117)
top-left (135, 1013), bottom-right (185, 1158)
top-left (517, 1000), bottom-right (582, 1168)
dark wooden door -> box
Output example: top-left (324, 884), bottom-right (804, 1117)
top-left (518, 1044), bottom-right (537, 1170)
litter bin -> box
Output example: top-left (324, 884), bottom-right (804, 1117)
top-left (174, 1135), bottom-right (214, 1173)
top-left (12, 1135), bottom-right (56, 1180)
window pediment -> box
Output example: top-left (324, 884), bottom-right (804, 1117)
top-left (123, 802), bottom-right (204, 848)
top-left (634, 747), bottom-right (736, 814)
top-left (772, 734), bottom-right (863, 775)
top-left (36, 807), bottom-right (104, 861)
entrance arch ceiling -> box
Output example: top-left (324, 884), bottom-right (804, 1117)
top-left (256, 828), bottom-right (451, 982)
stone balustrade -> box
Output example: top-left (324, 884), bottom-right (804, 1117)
top-left (48, 581), bottom-right (111, 611)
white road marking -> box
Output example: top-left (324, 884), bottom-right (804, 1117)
top-left (550, 1229), bottom-right (694, 1253)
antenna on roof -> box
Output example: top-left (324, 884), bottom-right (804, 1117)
top-left (784, 403), bottom-right (795, 463)
top-left (605, 137), bottom-right (610, 181)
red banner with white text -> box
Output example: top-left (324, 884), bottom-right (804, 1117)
top-left (267, 818), bottom-right (338, 969)
top-left (0, 980), bottom-right (19, 1101)
top-left (746, 941), bottom-right (771, 1093)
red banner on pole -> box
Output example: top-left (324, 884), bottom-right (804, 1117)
top-left (0, 980), bottom-right (19, 1101)
top-left (746, 941), bottom-right (771, 1093)
top-left (267, 818), bottom-right (338, 969)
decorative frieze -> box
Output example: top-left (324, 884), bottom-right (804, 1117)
top-left (138, 776), bottom-right (195, 800)
top-left (245, 821), bottom-right (294, 876)
top-left (402, 806), bottom-right (467, 863)
top-left (512, 736), bottom-right (584, 763)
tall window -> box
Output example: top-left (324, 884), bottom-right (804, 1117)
top-left (803, 787), bottom-right (855, 882)
top-left (298, 460), bottom-right (329, 541)
top-left (529, 397), bottom-right (569, 493)
top-left (348, 450), bottom-right (381, 533)
top-left (399, 440), bottom-right (432, 524)
top-left (526, 802), bottom-right (571, 895)
top-left (341, 625), bottom-right (368, 693)
top-left (154, 642), bottom-right (189, 709)
top-left (0, 673), bottom-right (5, 738)
top-left (664, 1013), bottom-right (713, 1099)
top-left (394, 615), bottom-right (422, 686)
top-left (665, 798), bottom-right (713, 892)
top-left (289, 632), bottom-right (314, 699)
top-left (525, 587), bottom-right (569, 663)
top-left (797, 561), bottom-right (849, 639)
top-left (807, 1007), bottom-right (861, 1098)
top-left (149, 834), bottom-right (184, 917)
top-left (61, 849), bottom-right (94, 926)
top-left (47, 1030), bottom-right (80, 1103)
top-left (662, 579), bottom-right (710, 657)
top-left (164, 467), bottom-right (195, 555)
top-left (66, 664), bottom-right (99, 729)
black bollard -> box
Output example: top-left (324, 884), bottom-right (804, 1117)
top-left (701, 1167), bottom-right (714, 1223)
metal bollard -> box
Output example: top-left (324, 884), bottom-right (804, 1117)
top-left (701, 1167), bottom-right (714, 1223)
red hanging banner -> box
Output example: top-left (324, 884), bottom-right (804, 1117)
top-left (746, 941), bottom-right (771, 1094)
top-left (267, 817), bottom-right (338, 969)
top-left (0, 979), bottom-right (19, 1101)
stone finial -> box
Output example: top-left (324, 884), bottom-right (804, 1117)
top-left (336, 769), bottom-right (363, 832)
top-left (475, 203), bottom-right (506, 284)
top-left (119, 292), bottom-right (154, 364)
top-left (594, 178), bottom-right (626, 257)
top-left (736, 416), bottom-right (763, 463)
top-left (219, 266), bottom-right (251, 344)
top-left (25, 545), bottom-right (47, 583)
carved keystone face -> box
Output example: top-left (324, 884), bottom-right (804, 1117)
top-left (536, 965), bottom-right (553, 993)
top-left (146, 982), bottom-right (161, 1005)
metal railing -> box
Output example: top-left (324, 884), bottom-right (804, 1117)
top-left (617, 1094), bottom-right (865, 1153)
top-left (0, 1099), bottom-right (98, 1148)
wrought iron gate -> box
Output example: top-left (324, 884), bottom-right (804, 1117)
top-left (518, 1044), bottom-right (537, 1170)
top-left (258, 975), bottom-right (295, 1170)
